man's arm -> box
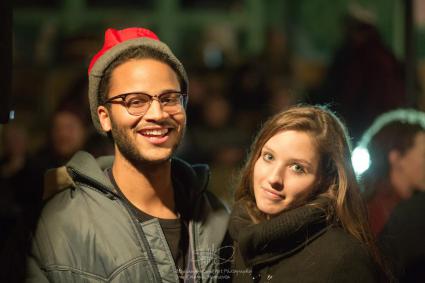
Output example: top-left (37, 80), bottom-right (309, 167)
top-left (26, 255), bottom-right (49, 283)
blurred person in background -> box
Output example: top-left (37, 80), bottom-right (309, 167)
top-left (311, 5), bottom-right (406, 143)
top-left (56, 75), bottom-right (114, 158)
top-left (360, 109), bottom-right (425, 282)
top-left (27, 27), bottom-right (229, 282)
top-left (0, 122), bottom-right (39, 283)
top-left (49, 107), bottom-right (88, 162)
top-left (0, 123), bottom-right (28, 180)
top-left (229, 105), bottom-right (387, 282)
top-left (32, 104), bottom-right (89, 171)
top-left (190, 93), bottom-right (248, 207)
top-left (229, 60), bottom-right (270, 134)
top-left (265, 75), bottom-right (297, 116)
top-left (0, 121), bottom-right (40, 223)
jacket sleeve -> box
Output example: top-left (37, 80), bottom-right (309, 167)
top-left (26, 255), bottom-right (49, 283)
top-left (25, 206), bottom-right (55, 282)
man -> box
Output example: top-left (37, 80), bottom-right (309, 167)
top-left (379, 191), bottom-right (425, 282)
top-left (359, 109), bottom-right (425, 281)
top-left (26, 27), bottom-right (230, 283)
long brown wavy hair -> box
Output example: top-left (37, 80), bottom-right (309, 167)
top-left (234, 104), bottom-right (386, 275)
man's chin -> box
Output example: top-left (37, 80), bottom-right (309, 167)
top-left (127, 149), bottom-right (174, 169)
top-left (114, 131), bottom-right (180, 169)
top-left (141, 155), bottom-right (172, 165)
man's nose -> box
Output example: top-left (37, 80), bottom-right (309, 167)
top-left (143, 99), bottom-right (168, 121)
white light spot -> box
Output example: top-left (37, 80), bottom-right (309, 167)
top-left (352, 146), bottom-right (370, 175)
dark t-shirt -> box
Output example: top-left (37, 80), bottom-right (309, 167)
top-left (106, 168), bottom-right (188, 280)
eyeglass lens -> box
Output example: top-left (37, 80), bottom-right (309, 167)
top-left (124, 92), bottom-right (184, 116)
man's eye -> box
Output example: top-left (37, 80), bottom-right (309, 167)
top-left (127, 97), bottom-right (148, 106)
top-left (161, 97), bottom-right (173, 104)
top-left (160, 94), bottom-right (179, 104)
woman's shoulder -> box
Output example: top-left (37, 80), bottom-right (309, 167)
top-left (314, 227), bottom-right (378, 271)
top-left (307, 227), bottom-right (380, 282)
top-left (317, 226), bottom-right (369, 257)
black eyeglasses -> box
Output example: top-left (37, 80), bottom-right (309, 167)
top-left (104, 91), bottom-right (187, 116)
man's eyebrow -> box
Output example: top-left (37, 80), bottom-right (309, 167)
top-left (158, 89), bottom-right (183, 94)
top-left (119, 89), bottom-right (182, 96)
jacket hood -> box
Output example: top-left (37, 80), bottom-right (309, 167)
top-left (43, 151), bottom-right (210, 201)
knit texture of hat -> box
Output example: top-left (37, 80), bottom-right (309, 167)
top-left (88, 27), bottom-right (188, 135)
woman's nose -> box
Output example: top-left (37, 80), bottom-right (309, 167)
top-left (267, 167), bottom-right (284, 191)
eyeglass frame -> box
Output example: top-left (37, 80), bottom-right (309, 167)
top-left (103, 90), bottom-right (188, 116)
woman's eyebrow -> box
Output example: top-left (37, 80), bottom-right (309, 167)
top-left (262, 145), bottom-right (275, 154)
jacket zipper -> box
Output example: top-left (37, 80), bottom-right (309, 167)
top-left (190, 191), bottom-right (207, 283)
top-left (116, 199), bottom-right (164, 282)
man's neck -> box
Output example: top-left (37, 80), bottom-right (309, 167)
top-left (390, 169), bottom-right (413, 200)
top-left (112, 152), bottom-right (177, 219)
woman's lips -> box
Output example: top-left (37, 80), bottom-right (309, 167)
top-left (262, 187), bottom-right (284, 200)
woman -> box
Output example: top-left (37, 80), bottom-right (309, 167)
top-left (228, 105), bottom-right (387, 282)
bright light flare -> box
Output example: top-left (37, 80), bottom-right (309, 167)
top-left (351, 146), bottom-right (370, 175)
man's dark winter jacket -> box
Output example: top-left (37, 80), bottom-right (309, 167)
top-left (26, 151), bottom-right (229, 283)
top-left (379, 191), bottom-right (425, 282)
top-left (228, 202), bottom-right (380, 283)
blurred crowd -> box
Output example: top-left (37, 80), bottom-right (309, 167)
top-left (1, 7), bottom-right (425, 283)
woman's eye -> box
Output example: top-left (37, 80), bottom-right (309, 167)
top-left (291, 164), bottom-right (305, 174)
top-left (262, 153), bottom-right (274, 161)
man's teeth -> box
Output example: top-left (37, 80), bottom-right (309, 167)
top-left (141, 129), bottom-right (169, 136)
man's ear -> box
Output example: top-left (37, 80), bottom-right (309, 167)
top-left (98, 106), bottom-right (112, 132)
top-left (389, 149), bottom-right (402, 169)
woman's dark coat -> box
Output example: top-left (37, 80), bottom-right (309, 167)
top-left (228, 202), bottom-right (380, 283)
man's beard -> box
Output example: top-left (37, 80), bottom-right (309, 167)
top-left (110, 118), bottom-right (184, 170)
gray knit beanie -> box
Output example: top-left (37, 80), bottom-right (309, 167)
top-left (88, 27), bottom-right (188, 134)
